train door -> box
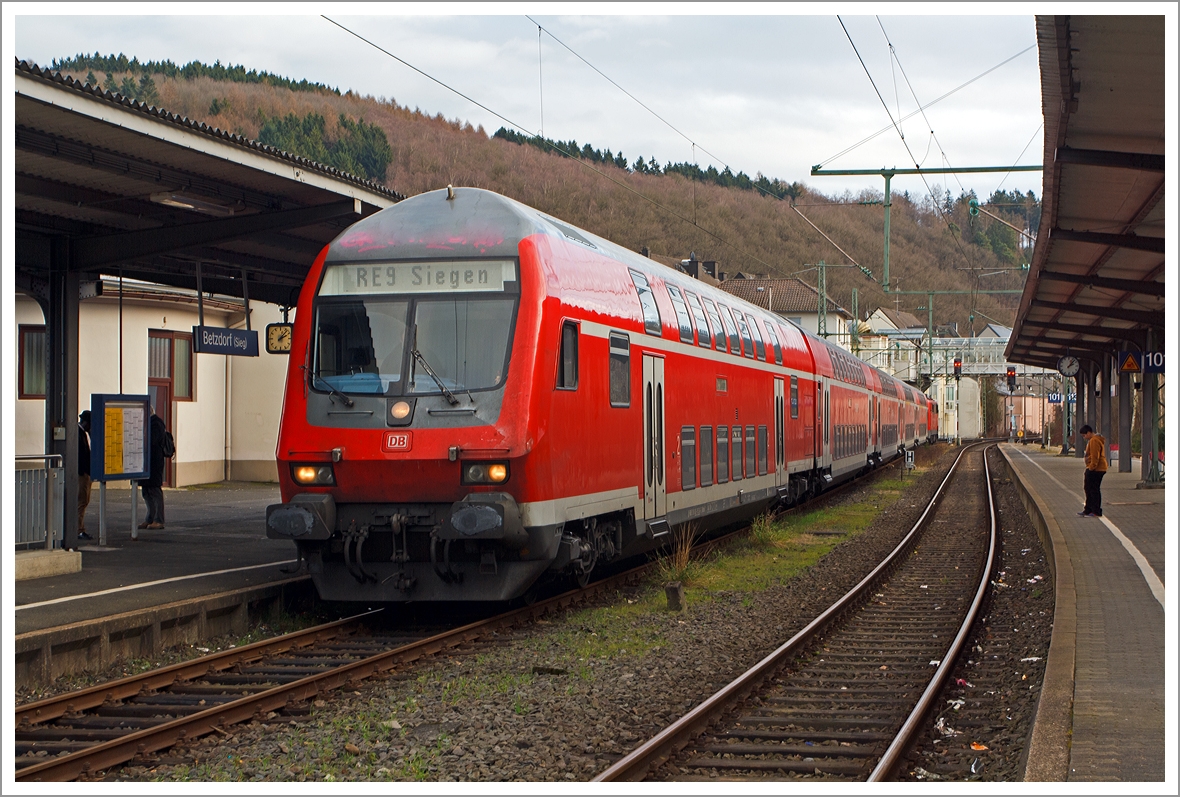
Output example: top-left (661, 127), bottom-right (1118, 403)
top-left (642, 354), bottom-right (666, 520)
top-left (774, 377), bottom-right (785, 483)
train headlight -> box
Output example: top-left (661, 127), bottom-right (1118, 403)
top-left (386, 397), bottom-right (416, 427)
top-left (292, 464), bottom-right (335, 485)
top-left (462, 462), bottom-right (509, 484)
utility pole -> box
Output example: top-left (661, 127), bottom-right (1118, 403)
top-left (851, 288), bottom-right (859, 354)
top-left (810, 164), bottom-right (1041, 296)
top-left (817, 260), bottom-right (827, 339)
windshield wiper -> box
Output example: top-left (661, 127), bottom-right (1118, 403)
top-left (301, 365), bottom-right (355, 408)
top-left (411, 348), bottom-right (461, 405)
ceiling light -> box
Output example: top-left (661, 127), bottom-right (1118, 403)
top-left (150, 192), bottom-right (234, 217)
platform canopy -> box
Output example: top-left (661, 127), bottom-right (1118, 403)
top-left (1005, 16), bottom-right (1165, 370)
top-left (14, 60), bottom-right (404, 305)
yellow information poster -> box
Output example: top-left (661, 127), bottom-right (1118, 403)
top-left (100, 400), bottom-right (147, 478)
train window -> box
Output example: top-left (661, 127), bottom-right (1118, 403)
top-left (716, 426), bottom-right (729, 483)
top-left (745, 426), bottom-right (756, 477)
top-left (681, 427), bottom-right (696, 490)
top-left (609, 333), bottom-right (630, 407)
top-left (408, 298), bottom-right (515, 395)
top-left (666, 285), bottom-right (695, 345)
top-left (557, 321), bottom-right (578, 390)
top-left (764, 323), bottom-right (782, 365)
top-left (700, 425), bottom-right (714, 487)
top-left (314, 300), bottom-right (408, 394)
top-left (731, 426), bottom-right (743, 481)
top-left (758, 425), bottom-right (768, 475)
top-left (749, 318), bottom-right (767, 361)
top-left (628, 270), bottom-right (663, 336)
top-left (701, 297), bottom-right (728, 353)
top-left (732, 310), bottom-right (755, 359)
top-left (823, 388), bottom-right (830, 447)
top-left (685, 292), bottom-right (712, 349)
top-left (790, 376), bottom-right (799, 419)
top-left (717, 303), bottom-right (741, 354)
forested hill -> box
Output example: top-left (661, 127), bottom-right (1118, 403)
top-left (50, 54), bottom-right (1038, 334)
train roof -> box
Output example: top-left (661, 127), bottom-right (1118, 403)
top-left (325, 187), bottom-right (815, 363)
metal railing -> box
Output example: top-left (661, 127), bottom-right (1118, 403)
top-left (14, 456), bottom-right (64, 551)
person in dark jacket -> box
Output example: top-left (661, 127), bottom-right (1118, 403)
top-left (78, 410), bottom-right (93, 541)
top-left (141, 411), bottom-right (168, 529)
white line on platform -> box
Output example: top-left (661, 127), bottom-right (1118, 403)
top-left (1012, 447), bottom-right (1164, 608)
top-left (16, 560), bottom-right (300, 612)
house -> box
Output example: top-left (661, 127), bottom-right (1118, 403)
top-left (15, 279), bottom-right (290, 487)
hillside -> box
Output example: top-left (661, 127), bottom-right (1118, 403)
top-left (51, 55), bottom-right (1035, 334)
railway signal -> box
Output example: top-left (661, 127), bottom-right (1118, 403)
top-left (953, 357), bottom-right (962, 380)
top-left (1006, 366), bottom-right (1017, 391)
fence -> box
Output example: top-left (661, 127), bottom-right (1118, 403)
top-left (14, 456), bottom-right (64, 550)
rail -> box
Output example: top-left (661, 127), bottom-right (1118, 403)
top-left (15, 455), bottom-right (64, 551)
top-left (594, 443), bottom-right (989, 782)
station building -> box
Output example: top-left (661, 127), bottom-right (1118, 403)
top-left (15, 281), bottom-right (291, 486)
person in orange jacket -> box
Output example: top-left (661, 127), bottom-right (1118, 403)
top-left (1079, 424), bottom-right (1108, 517)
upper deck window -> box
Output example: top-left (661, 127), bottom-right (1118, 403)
top-left (764, 322), bottom-right (782, 365)
top-left (731, 309), bottom-right (755, 359)
top-left (629, 270), bottom-right (663, 336)
top-left (717, 303), bottom-right (741, 354)
top-left (684, 292), bottom-right (712, 349)
top-left (665, 285), bottom-right (695, 344)
top-left (701, 297), bottom-right (727, 353)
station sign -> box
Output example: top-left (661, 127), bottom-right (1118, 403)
top-left (1119, 350), bottom-right (1165, 374)
top-left (1047, 392), bottom-right (1076, 404)
top-left (192, 326), bottom-right (259, 357)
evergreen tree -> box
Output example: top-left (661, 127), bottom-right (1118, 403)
top-left (85, 70), bottom-right (98, 86)
top-left (119, 75), bottom-right (138, 99)
top-left (137, 73), bottom-right (160, 106)
top-left (102, 72), bottom-right (117, 92)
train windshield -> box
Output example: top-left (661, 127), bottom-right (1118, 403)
top-left (313, 260), bottom-right (518, 395)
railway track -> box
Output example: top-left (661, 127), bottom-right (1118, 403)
top-left (595, 443), bottom-right (996, 782)
top-left (14, 450), bottom-right (929, 783)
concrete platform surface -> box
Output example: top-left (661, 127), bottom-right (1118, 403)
top-left (15, 481), bottom-right (298, 636)
top-left (14, 549), bottom-right (82, 581)
top-left (1001, 444), bottom-right (1166, 782)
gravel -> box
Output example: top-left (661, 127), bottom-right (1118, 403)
top-left (897, 446), bottom-right (1054, 782)
top-left (90, 444), bottom-right (1045, 783)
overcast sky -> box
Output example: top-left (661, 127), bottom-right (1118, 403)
top-left (11, 6), bottom-right (1049, 201)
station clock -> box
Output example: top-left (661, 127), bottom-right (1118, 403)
top-left (1057, 355), bottom-right (1080, 377)
top-left (266, 322), bottom-right (293, 354)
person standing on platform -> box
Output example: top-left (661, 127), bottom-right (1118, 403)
top-left (141, 410), bottom-right (169, 530)
top-left (77, 410), bottom-right (93, 541)
top-left (1078, 424), bottom-right (1108, 518)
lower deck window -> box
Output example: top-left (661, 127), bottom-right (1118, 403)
top-left (700, 425), bottom-right (714, 486)
top-left (681, 426), bottom-right (696, 490)
top-left (717, 426), bottom-right (729, 483)
top-left (758, 425), bottom-right (768, 475)
top-left (745, 426), bottom-right (756, 478)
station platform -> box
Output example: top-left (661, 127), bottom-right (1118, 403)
top-left (999, 443), bottom-right (1166, 782)
top-left (13, 482), bottom-right (310, 687)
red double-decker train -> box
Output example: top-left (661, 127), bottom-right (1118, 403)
top-left (266, 188), bottom-right (937, 602)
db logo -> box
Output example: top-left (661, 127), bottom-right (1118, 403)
top-left (383, 431), bottom-right (412, 452)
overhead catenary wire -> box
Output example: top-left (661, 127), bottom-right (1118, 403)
top-left (321, 15), bottom-right (780, 274)
top-left (837, 15), bottom-right (980, 279)
top-left (526, 15), bottom-right (791, 203)
top-left (816, 43), bottom-right (1036, 169)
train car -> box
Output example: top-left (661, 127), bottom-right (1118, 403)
top-left (266, 187), bottom-right (923, 603)
top-left (927, 397), bottom-right (940, 443)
